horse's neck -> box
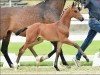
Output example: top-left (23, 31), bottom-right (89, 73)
top-left (45, 0), bottom-right (66, 12)
top-left (59, 10), bottom-right (72, 28)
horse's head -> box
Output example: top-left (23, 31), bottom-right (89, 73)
top-left (69, 2), bottom-right (84, 21)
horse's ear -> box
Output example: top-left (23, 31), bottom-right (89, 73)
top-left (72, 2), bottom-right (75, 7)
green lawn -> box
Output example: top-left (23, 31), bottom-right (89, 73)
top-left (0, 41), bottom-right (99, 56)
top-left (0, 61), bottom-right (92, 67)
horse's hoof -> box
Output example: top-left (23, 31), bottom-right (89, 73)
top-left (17, 63), bottom-right (20, 69)
top-left (40, 55), bottom-right (48, 62)
top-left (36, 56), bottom-right (42, 63)
top-left (10, 64), bottom-right (14, 68)
top-left (62, 62), bottom-right (68, 66)
top-left (39, 56), bottom-right (44, 62)
top-left (36, 55), bottom-right (48, 62)
top-left (86, 58), bottom-right (89, 62)
top-left (36, 59), bottom-right (40, 68)
top-left (56, 68), bottom-right (60, 71)
top-left (54, 65), bottom-right (60, 71)
top-left (13, 62), bottom-right (20, 69)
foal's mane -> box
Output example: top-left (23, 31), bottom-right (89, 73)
top-left (44, 0), bottom-right (50, 3)
top-left (60, 3), bottom-right (80, 18)
top-left (60, 6), bottom-right (71, 18)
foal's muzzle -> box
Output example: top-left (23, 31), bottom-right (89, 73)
top-left (79, 17), bottom-right (84, 21)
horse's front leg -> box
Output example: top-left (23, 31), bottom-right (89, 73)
top-left (54, 42), bottom-right (62, 71)
top-left (15, 43), bottom-right (30, 69)
top-left (1, 31), bottom-right (14, 68)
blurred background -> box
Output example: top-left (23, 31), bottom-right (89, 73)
top-left (0, 0), bottom-right (89, 34)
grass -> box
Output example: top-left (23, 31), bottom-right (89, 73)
top-left (0, 40), bottom-right (99, 56)
top-left (20, 61), bottom-right (53, 66)
top-left (0, 61), bottom-right (92, 67)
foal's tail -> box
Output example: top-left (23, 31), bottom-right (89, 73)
top-left (15, 27), bottom-right (27, 35)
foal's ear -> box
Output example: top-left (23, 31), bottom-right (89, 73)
top-left (72, 2), bottom-right (75, 7)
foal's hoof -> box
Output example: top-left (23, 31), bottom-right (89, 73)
top-left (36, 55), bottom-right (48, 62)
top-left (55, 67), bottom-right (60, 71)
top-left (13, 62), bottom-right (20, 70)
top-left (41, 55), bottom-right (49, 61)
top-left (36, 56), bottom-right (43, 63)
top-left (54, 66), bottom-right (60, 71)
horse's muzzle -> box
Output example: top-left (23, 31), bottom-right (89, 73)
top-left (79, 17), bottom-right (84, 21)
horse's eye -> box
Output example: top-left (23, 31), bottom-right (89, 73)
top-left (74, 10), bottom-right (77, 13)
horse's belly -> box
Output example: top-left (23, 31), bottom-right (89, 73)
top-left (40, 31), bottom-right (59, 41)
top-left (44, 35), bottom-right (59, 41)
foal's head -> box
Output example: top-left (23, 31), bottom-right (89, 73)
top-left (64, 2), bottom-right (84, 21)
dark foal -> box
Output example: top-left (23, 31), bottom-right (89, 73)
top-left (0, 0), bottom-right (67, 68)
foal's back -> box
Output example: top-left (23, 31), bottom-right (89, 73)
top-left (26, 22), bottom-right (59, 41)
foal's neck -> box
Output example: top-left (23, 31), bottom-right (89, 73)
top-left (59, 10), bottom-right (72, 28)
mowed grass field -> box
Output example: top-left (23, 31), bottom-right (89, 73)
top-left (0, 40), bottom-right (100, 56)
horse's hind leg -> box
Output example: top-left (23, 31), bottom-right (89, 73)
top-left (62, 38), bottom-right (89, 62)
top-left (36, 42), bottom-right (57, 62)
top-left (28, 46), bottom-right (38, 57)
top-left (52, 42), bottom-right (68, 66)
top-left (28, 37), bottom-right (43, 58)
top-left (1, 31), bottom-right (14, 68)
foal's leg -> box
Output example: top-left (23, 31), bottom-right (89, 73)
top-left (17, 37), bottom-right (43, 63)
top-left (62, 38), bottom-right (89, 62)
top-left (52, 42), bottom-right (69, 66)
top-left (41, 42), bottom-right (68, 66)
top-left (28, 38), bottom-right (43, 57)
top-left (16, 45), bottom-right (24, 64)
top-left (28, 46), bottom-right (38, 57)
top-left (28, 38), bottom-right (44, 61)
top-left (16, 43), bottom-right (30, 64)
top-left (54, 42), bottom-right (62, 71)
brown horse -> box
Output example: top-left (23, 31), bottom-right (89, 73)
top-left (0, 0), bottom-right (67, 68)
top-left (15, 2), bottom-right (89, 71)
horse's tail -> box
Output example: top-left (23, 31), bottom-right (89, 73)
top-left (15, 27), bottom-right (27, 35)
